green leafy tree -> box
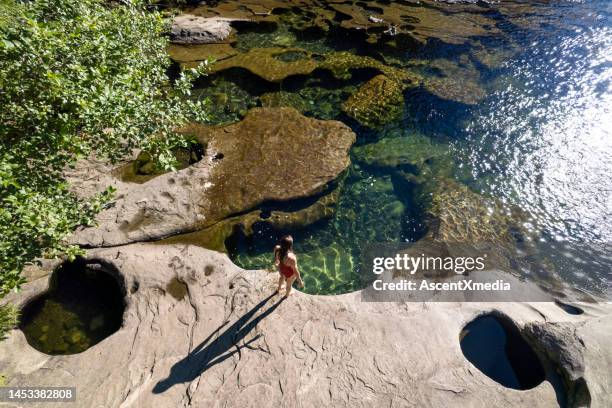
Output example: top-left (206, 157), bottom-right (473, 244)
top-left (0, 0), bottom-right (209, 307)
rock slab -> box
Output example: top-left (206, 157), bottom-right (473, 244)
top-left (170, 15), bottom-right (234, 44)
top-left (1, 244), bottom-right (611, 407)
top-left (70, 107), bottom-right (355, 247)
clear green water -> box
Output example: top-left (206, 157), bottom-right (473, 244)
top-left (19, 262), bottom-right (124, 355)
top-left (193, 1), bottom-right (612, 297)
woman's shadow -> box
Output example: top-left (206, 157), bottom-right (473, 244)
top-left (153, 292), bottom-right (285, 394)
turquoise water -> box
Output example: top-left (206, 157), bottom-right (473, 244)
top-left (193, 1), bottom-right (611, 297)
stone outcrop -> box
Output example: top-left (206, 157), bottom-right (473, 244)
top-left (170, 15), bottom-right (235, 44)
top-left (70, 108), bottom-right (355, 247)
top-left (1, 244), bottom-right (611, 407)
top-left (158, 187), bottom-right (340, 253)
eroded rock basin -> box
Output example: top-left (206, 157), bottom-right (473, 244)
top-left (460, 314), bottom-right (546, 390)
top-left (19, 260), bottom-right (124, 355)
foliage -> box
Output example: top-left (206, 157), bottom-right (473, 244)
top-left (0, 0), bottom-right (21, 29)
top-left (0, 304), bottom-right (18, 340)
top-left (0, 0), bottom-right (209, 296)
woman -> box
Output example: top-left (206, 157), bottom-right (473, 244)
top-left (274, 235), bottom-right (304, 297)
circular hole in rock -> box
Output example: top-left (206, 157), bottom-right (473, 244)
top-left (460, 314), bottom-right (545, 390)
top-left (554, 300), bottom-right (584, 315)
top-left (19, 260), bottom-right (125, 355)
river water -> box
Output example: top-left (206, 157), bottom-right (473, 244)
top-left (188, 0), bottom-right (611, 297)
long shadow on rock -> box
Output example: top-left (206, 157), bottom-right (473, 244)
top-left (153, 292), bottom-right (285, 393)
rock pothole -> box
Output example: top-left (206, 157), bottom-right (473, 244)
top-left (554, 300), bottom-right (584, 315)
top-left (19, 260), bottom-right (125, 355)
top-left (460, 313), bottom-right (546, 390)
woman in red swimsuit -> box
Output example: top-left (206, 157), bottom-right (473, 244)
top-left (274, 235), bottom-right (304, 297)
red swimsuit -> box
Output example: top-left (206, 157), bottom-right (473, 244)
top-left (279, 262), bottom-right (295, 278)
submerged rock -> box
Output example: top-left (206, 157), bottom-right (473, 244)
top-left (318, 52), bottom-right (418, 84)
top-left (260, 91), bottom-right (309, 112)
top-left (167, 43), bottom-right (238, 65)
top-left (353, 133), bottom-right (449, 171)
top-left (422, 57), bottom-right (486, 105)
top-left (71, 108), bottom-right (355, 247)
top-left (342, 75), bottom-right (404, 128)
top-left (420, 178), bottom-right (528, 245)
top-left (170, 15), bottom-right (235, 44)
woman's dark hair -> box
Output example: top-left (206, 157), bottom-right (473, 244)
top-left (277, 235), bottom-right (293, 262)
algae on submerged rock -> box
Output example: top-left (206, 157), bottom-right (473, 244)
top-left (342, 75), bottom-right (404, 128)
top-left (419, 178), bottom-right (529, 245)
top-left (168, 43), bottom-right (238, 65)
top-left (353, 133), bottom-right (449, 171)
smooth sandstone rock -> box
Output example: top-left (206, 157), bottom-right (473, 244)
top-left (170, 15), bottom-right (235, 44)
top-left (70, 108), bottom-right (355, 247)
top-left (1, 244), bottom-right (610, 407)
top-left (157, 187), bottom-right (340, 253)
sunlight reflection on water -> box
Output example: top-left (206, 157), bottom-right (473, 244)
top-left (462, 20), bottom-right (612, 294)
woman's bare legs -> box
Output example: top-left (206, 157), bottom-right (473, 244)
top-left (277, 274), bottom-right (285, 293)
top-left (285, 275), bottom-right (297, 297)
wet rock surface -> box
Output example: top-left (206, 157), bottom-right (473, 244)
top-left (1, 244), bottom-right (611, 407)
top-left (70, 108), bottom-right (354, 247)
